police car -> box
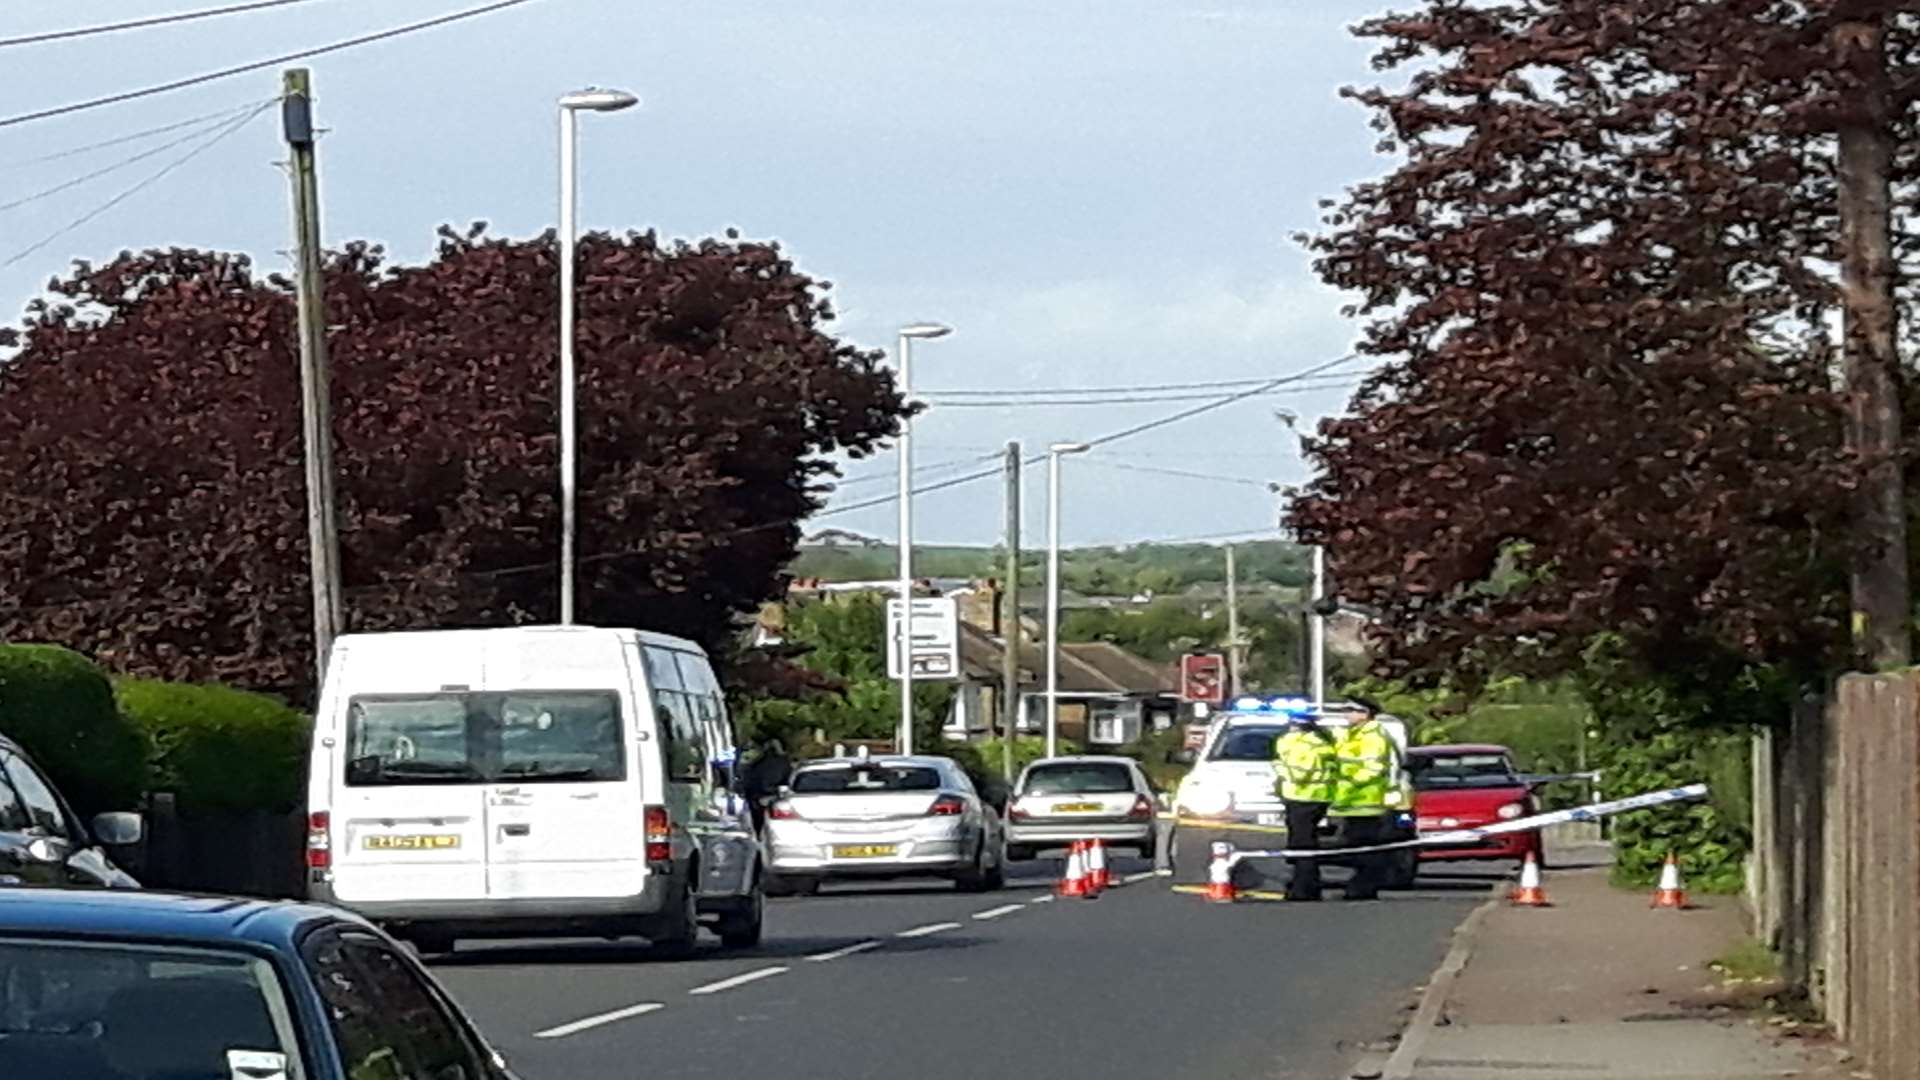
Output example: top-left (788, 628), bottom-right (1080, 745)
top-left (1166, 696), bottom-right (1420, 889)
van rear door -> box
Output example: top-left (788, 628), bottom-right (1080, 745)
top-left (481, 634), bottom-right (648, 901)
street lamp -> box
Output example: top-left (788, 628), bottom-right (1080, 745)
top-left (1273, 410), bottom-right (1326, 708)
top-left (896, 321), bottom-right (953, 755)
top-left (556, 86), bottom-right (639, 626)
top-left (1045, 441), bottom-right (1091, 758)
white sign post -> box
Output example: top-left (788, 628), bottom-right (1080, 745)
top-left (887, 597), bottom-right (961, 681)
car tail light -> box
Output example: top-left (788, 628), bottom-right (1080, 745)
top-left (1008, 800), bottom-right (1030, 822)
top-left (1127, 794), bottom-right (1154, 820)
top-left (768, 801), bottom-right (800, 821)
top-left (306, 811), bottom-right (332, 870)
top-left (644, 806), bottom-right (671, 862)
top-left (927, 794), bottom-right (966, 817)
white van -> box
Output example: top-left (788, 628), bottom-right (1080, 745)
top-left (304, 625), bottom-right (764, 955)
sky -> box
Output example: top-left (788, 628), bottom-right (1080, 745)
top-left (0, 0), bottom-right (1392, 548)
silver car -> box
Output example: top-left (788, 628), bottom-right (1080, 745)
top-left (1005, 755), bottom-right (1158, 861)
top-left (763, 754), bottom-right (1007, 895)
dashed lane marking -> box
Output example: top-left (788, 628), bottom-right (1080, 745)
top-left (1028, 894), bottom-right (1055, 904)
top-left (895, 921), bottom-right (962, 938)
top-left (806, 940), bottom-right (882, 962)
top-left (1121, 870), bottom-right (1159, 884)
top-left (971, 903), bottom-right (1025, 921)
top-left (533, 1002), bottom-right (664, 1038)
top-left (688, 966), bottom-right (789, 995)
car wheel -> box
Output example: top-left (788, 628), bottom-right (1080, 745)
top-left (716, 878), bottom-right (766, 950)
top-left (650, 879), bottom-right (701, 959)
top-left (956, 839), bottom-right (1000, 892)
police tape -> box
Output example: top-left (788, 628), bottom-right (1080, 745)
top-left (1210, 782), bottom-right (1709, 862)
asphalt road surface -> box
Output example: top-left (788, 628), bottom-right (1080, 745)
top-left (430, 857), bottom-right (1502, 1080)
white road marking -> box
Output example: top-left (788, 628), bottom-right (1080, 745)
top-left (1029, 894), bottom-right (1055, 904)
top-left (971, 903), bottom-right (1024, 921)
top-left (1122, 870), bottom-right (1159, 884)
top-left (688, 966), bottom-right (789, 995)
top-left (806, 940), bottom-right (882, 962)
top-left (533, 1002), bottom-right (664, 1039)
top-left (896, 921), bottom-right (962, 938)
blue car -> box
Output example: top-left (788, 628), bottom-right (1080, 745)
top-left (0, 888), bottom-right (520, 1080)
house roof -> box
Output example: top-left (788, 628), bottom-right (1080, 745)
top-left (954, 622), bottom-right (1174, 696)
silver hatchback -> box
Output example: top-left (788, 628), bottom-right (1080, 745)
top-left (763, 755), bottom-right (1006, 895)
top-left (1005, 756), bottom-right (1158, 861)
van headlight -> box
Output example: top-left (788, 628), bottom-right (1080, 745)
top-left (1179, 784), bottom-right (1233, 817)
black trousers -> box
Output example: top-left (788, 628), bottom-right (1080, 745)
top-left (1283, 800), bottom-right (1328, 899)
top-left (1340, 813), bottom-right (1390, 899)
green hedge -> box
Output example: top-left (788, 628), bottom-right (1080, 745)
top-left (115, 678), bottom-right (310, 816)
top-left (0, 644), bottom-right (148, 815)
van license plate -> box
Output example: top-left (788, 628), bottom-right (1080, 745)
top-left (832, 844), bottom-right (898, 859)
top-left (364, 834), bottom-right (460, 850)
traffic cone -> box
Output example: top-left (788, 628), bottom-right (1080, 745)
top-left (1651, 853), bottom-right (1689, 909)
top-left (1509, 851), bottom-right (1550, 907)
top-left (1056, 841), bottom-right (1092, 898)
top-left (1087, 838), bottom-right (1111, 892)
top-left (1204, 841), bottom-right (1238, 903)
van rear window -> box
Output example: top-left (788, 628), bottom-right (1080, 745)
top-left (345, 691), bottom-right (624, 786)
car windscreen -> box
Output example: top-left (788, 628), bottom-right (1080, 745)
top-left (1022, 762), bottom-right (1134, 795)
top-left (346, 690), bottom-right (624, 786)
top-left (790, 765), bottom-right (942, 793)
top-left (1209, 725), bottom-right (1287, 762)
top-left (0, 939), bottom-right (299, 1080)
top-left (1410, 753), bottom-right (1522, 789)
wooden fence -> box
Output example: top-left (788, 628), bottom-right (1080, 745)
top-left (1750, 672), bottom-right (1920, 1077)
top-left (129, 793), bottom-right (306, 900)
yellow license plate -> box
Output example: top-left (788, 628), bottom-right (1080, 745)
top-left (1055, 803), bottom-right (1102, 813)
top-left (832, 844), bottom-right (898, 859)
top-left (364, 834), bottom-right (460, 851)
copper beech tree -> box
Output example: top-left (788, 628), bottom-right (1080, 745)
top-left (0, 226), bottom-right (905, 700)
top-left (1288, 1), bottom-right (1920, 688)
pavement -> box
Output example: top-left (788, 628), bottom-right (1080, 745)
top-left (429, 853), bottom-right (1492, 1080)
top-left (1389, 845), bottom-right (1856, 1080)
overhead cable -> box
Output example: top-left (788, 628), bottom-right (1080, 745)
top-left (0, 0), bottom-right (330, 50)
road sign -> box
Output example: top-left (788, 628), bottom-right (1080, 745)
top-left (887, 598), bottom-right (961, 681)
top-left (1180, 653), bottom-right (1225, 704)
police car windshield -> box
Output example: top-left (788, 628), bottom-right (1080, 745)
top-left (1209, 725), bottom-right (1289, 761)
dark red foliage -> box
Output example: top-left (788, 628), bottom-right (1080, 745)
top-left (0, 226), bottom-right (904, 700)
top-left (1286, 1), bottom-right (1920, 686)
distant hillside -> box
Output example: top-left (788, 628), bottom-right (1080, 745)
top-left (788, 539), bottom-right (1309, 595)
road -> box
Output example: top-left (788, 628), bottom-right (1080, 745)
top-left (430, 856), bottom-right (1503, 1080)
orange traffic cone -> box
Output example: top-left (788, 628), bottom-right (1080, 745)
top-left (1651, 853), bottom-right (1689, 909)
top-left (1087, 838), bottom-right (1111, 892)
top-left (1509, 851), bottom-right (1550, 907)
top-left (1056, 841), bottom-right (1093, 898)
top-left (1204, 841), bottom-right (1238, 903)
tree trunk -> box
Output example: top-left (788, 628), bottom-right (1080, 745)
top-left (1834, 13), bottom-right (1910, 670)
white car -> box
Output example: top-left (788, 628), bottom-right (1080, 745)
top-left (764, 753), bottom-right (1006, 895)
top-left (1005, 756), bottom-right (1158, 861)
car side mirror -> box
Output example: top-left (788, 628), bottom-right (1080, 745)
top-left (91, 811), bottom-right (143, 847)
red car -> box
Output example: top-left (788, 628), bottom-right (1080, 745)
top-left (1408, 744), bottom-right (1544, 865)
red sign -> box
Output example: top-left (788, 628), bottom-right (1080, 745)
top-left (1180, 653), bottom-right (1226, 704)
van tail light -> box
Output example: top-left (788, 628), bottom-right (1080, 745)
top-left (768, 801), bottom-right (800, 821)
top-left (306, 811), bottom-right (332, 870)
top-left (1127, 795), bottom-right (1154, 820)
top-left (644, 806), bottom-right (671, 863)
top-left (927, 795), bottom-right (966, 817)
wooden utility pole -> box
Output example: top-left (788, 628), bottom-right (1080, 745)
top-left (1000, 441), bottom-right (1022, 782)
top-left (1834, 15), bottom-right (1910, 670)
top-left (1225, 545), bottom-right (1245, 696)
top-left (283, 68), bottom-right (345, 684)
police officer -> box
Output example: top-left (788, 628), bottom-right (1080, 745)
top-left (1330, 697), bottom-right (1399, 901)
top-left (1272, 712), bottom-right (1338, 901)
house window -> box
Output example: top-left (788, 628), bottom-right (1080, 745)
top-left (1090, 702), bottom-right (1123, 745)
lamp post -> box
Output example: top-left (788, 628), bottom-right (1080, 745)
top-left (556, 86), bottom-right (638, 625)
top-left (1045, 441), bottom-right (1091, 758)
top-left (895, 321), bottom-right (952, 754)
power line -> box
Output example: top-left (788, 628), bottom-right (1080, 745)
top-left (1084, 353), bottom-right (1358, 452)
top-left (1080, 459), bottom-right (1273, 488)
top-left (921, 370), bottom-right (1356, 397)
top-left (827, 452), bottom-right (1003, 490)
top-left (924, 377), bottom-right (1362, 408)
top-left (0, 107), bottom-right (258, 213)
top-left (0, 0), bottom-right (330, 50)
top-left (0, 103), bottom-right (266, 170)
top-left (3, 101), bottom-right (273, 269)
top-left (0, 0), bottom-right (548, 131)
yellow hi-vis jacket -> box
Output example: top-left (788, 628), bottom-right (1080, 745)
top-left (1330, 720), bottom-right (1397, 817)
top-left (1271, 727), bottom-right (1336, 803)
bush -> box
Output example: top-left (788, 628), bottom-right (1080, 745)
top-left (0, 644), bottom-right (148, 814)
top-left (115, 678), bottom-right (309, 816)
top-left (1118, 725), bottom-right (1190, 791)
